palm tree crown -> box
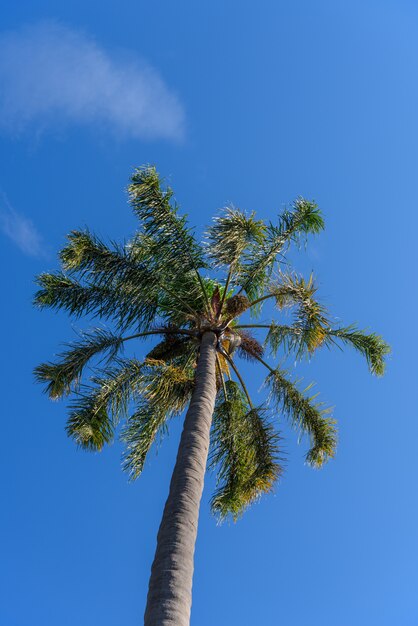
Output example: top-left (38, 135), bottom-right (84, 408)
top-left (35, 165), bottom-right (389, 521)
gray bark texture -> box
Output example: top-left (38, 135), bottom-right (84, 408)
top-left (144, 331), bottom-right (218, 626)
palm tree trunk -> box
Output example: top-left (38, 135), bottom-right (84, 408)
top-left (144, 331), bottom-right (218, 626)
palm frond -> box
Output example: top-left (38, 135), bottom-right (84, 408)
top-left (206, 207), bottom-right (266, 267)
top-left (265, 323), bottom-right (302, 355)
top-left (34, 328), bottom-right (125, 399)
top-left (267, 272), bottom-right (320, 309)
top-left (275, 198), bottom-right (324, 240)
top-left (327, 326), bottom-right (389, 376)
top-left (140, 360), bottom-right (195, 414)
top-left (122, 360), bottom-right (195, 478)
top-left (210, 381), bottom-right (282, 520)
top-left (237, 198), bottom-right (324, 300)
top-left (34, 272), bottom-right (113, 317)
top-left (267, 367), bottom-right (337, 467)
top-left (54, 228), bottom-right (202, 327)
top-left (66, 391), bottom-right (114, 451)
top-left (59, 231), bottom-right (163, 328)
top-left (60, 230), bottom-right (147, 286)
top-left (65, 358), bottom-right (144, 450)
top-left (265, 320), bottom-right (390, 376)
top-left (34, 268), bottom-right (159, 332)
top-left (128, 166), bottom-right (209, 310)
top-left (264, 273), bottom-right (330, 356)
top-left (122, 402), bottom-right (169, 479)
top-left (129, 231), bottom-right (207, 321)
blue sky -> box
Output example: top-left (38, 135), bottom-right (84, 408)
top-left (0, 1), bottom-right (416, 624)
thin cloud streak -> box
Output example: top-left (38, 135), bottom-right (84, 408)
top-left (0, 21), bottom-right (185, 140)
top-left (0, 193), bottom-right (45, 258)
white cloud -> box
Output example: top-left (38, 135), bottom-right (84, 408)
top-left (0, 193), bottom-right (44, 257)
top-left (0, 21), bottom-right (184, 140)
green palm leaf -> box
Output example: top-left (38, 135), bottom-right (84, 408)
top-left (210, 381), bottom-right (282, 520)
top-left (267, 368), bottom-right (337, 467)
top-left (327, 326), bottom-right (389, 376)
top-left (128, 166), bottom-right (209, 310)
top-left (34, 328), bottom-right (126, 399)
top-left (206, 207), bottom-right (266, 267)
top-left (237, 198), bottom-right (324, 300)
top-left (65, 357), bottom-right (145, 450)
top-left (35, 267), bottom-right (158, 332)
top-left (122, 360), bottom-right (195, 478)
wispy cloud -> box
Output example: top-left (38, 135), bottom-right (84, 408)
top-left (0, 193), bottom-right (44, 257)
top-left (0, 21), bottom-right (185, 140)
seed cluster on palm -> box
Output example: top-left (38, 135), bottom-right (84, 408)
top-left (35, 165), bottom-right (389, 521)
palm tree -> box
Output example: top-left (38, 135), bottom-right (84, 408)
top-left (34, 166), bottom-right (389, 626)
